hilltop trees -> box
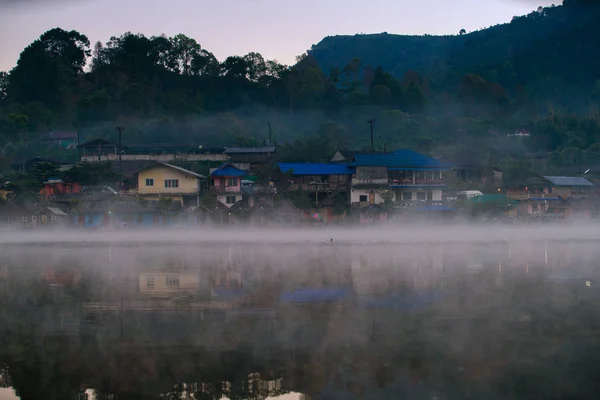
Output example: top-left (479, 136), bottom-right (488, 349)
top-left (1, 0), bottom-right (600, 171)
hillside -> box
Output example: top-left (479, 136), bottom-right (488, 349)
top-left (309, 0), bottom-right (600, 110)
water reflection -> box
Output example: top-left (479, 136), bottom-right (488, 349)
top-left (1, 242), bottom-right (600, 399)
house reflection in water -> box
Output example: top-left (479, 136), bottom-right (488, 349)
top-left (2, 243), bottom-right (600, 398)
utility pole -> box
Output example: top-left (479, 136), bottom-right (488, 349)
top-left (268, 121), bottom-right (273, 146)
top-left (579, 146), bottom-right (583, 175)
top-left (367, 119), bottom-right (375, 153)
top-left (116, 126), bottom-right (124, 176)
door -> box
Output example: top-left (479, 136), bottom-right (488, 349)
top-left (369, 192), bottom-right (375, 205)
top-left (427, 191), bottom-right (433, 201)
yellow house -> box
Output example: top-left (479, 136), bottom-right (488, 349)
top-left (139, 272), bottom-right (200, 297)
top-left (133, 162), bottom-right (206, 204)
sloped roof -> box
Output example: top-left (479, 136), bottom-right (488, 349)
top-left (44, 207), bottom-right (68, 216)
top-left (350, 149), bottom-right (449, 169)
top-left (135, 162), bottom-right (206, 179)
top-left (44, 131), bottom-right (78, 140)
top-left (542, 176), bottom-right (593, 187)
top-left (277, 163), bottom-right (353, 175)
top-left (210, 163), bottom-right (248, 177)
top-left (78, 139), bottom-right (116, 148)
top-left (224, 146), bottom-right (276, 154)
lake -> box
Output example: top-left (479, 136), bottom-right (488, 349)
top-left (1, 235), bottom-right (600, 399)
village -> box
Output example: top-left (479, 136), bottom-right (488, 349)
top-left (0, 133), bottom-right (598, 228)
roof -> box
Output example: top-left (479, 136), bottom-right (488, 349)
top-left (469, 195), bottom-right (511, 205)
top-left (210, 163), bottom-right (248, 177)
top-left (277, 163), bottom-right (353, 175)
top-left (44, 131), bottom-right (78, 140)
top-left (224, 146), bottom-right (276, 154)
top-left (542, 176), bottom-right (593, 187)
top-left (78, 139), bottom-right (117, 148)
top-left (350, 149), bottom-right (449, 169)
top-left (135, 162), bottom-right (206, 179)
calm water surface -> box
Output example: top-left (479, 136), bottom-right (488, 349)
top-left (1, 241), bottom-right (600, 399)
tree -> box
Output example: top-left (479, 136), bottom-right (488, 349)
top-left (168, 34), bottom-right (202, 75)
top-left (0, 71), bottom-right (8, 100)
top-left (459, 29), bottom-right (466, 35)
top-left (8, 28), bottom-right (90, 107)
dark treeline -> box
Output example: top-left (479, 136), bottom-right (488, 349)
top-left (1, 0), bottom-right (600, 172)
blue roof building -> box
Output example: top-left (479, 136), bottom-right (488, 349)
top-left (276, 162), bottom-right (353, 207)
top-left (210, 163), bottom-right (248, 207)
top-left (348, 149), bottom-right (450, 209)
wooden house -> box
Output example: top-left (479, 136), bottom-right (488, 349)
top-left (276, 163), bottom-right (353, 207)
top-left (210, 163), bottom-right (248, 207)
top-left (0, 202), bottom-right (27, 228)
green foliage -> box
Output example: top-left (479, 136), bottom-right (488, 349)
top-left (0, 1), bottom-right (599, 169)
top-left (64, 162), bottom-right (119, 186)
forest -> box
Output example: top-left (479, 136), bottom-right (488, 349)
top-left (1, 0), bottom-right (600, 175)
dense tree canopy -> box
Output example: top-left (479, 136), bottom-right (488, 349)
top-left (0, 0), bottom-right (599, 173)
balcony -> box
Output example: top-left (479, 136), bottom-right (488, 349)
top-left (289, 182), bottom-right (348, 192)
top-left (389, 179), bottom-right (446, 188)
top-left (210, 186), bottom-right (242, 195)
top-left (351, 178), bottom-right (389, 187)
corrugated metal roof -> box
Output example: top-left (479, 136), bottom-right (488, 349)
top-left (224, 146), bottom-right (276, 154)
top-left (158, 162), bottom-right (206, 179)
top-left (210, 163), bottom-right (248, 177)
top-left (350, 149), bottom-right (449, 169)
top-left (277, 163), bottom-right (353, 175)
top-left (542, 176), bottom-right (594, 186)
top-left (46, 207), bottom-right (68, 216)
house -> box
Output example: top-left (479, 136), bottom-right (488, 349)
top-left (71, 198), bottom-right (176, 228)
top-left (79, 139), bottom-right (227, 163)
top-left (224, 146), bottom-right (276, 172)
top-left (359, 204), bottom-right (389, 224)
top-left (0, 202), bottom-right (27, 228)
top-left (40, 179), bottom-right (82, 200)
top-left (276, 163), bottom-right (353, 206)
top-left (210, 163), bottom-right (248, 207)
top-left (31, 206), bottom-right (68, 227)
top-left (127, 161), bottom-right (206, 206)
top-left (506, 176), bottom-right (594, 218)
top-left (42, 131), bottom-right (79, 148)
top-left (139, 272), bottom-right (200, 298)
top-left (348, 149), bottom-right (450, 208)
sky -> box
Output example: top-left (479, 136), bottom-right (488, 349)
top-left (0, 0), bottom-right (558, 72)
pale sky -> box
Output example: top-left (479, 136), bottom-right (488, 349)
top-left (0, 0), bottom-right (558, 72)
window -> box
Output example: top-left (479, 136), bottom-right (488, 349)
top-left (165, 179), bottom-right (179, 188)
top-left (417, 192), bottom-right (426, 201)
top-left (166, 275), bottom-right (180, 288)
top-left (403, 192), bottom-right (413, 201)
top-left (359, 195), bottom-right (368, 202)
top-left (146, 178), bottom-right (154, 186)
top-left (227, 177), bottom-right (238, 186)
top-left (226, 195), bottom-right (236, 204)
top-left (146, 277), bottom-right (155, 289)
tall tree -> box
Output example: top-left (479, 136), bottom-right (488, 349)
top-left (8, 28), bottom-right (90, 107)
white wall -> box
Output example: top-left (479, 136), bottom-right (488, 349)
top-left (350, 189), bottom-right (384, 204)
top-left (217, 194), bottom-right (241, 207)
top-left (351, 189), bottom-right (443, 204)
